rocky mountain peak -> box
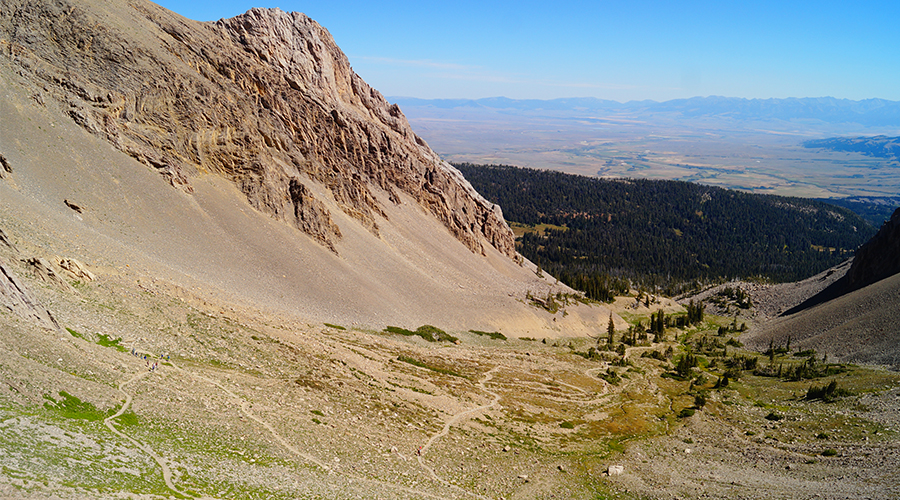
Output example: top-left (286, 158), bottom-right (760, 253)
top-left (0, 0), bottom-right (515, 257)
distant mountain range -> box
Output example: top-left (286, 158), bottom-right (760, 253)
top-left (392, 96), bottom-right (900, 128)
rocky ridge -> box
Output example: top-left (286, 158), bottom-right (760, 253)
top-left (0, 0), bottom-right (514, 257)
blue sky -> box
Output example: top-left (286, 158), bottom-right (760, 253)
top-left (154, 0), bottom-right (900, 102)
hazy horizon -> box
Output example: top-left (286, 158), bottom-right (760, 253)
top-left (154, 1), bottom-right (900, 103)
top-left (387, 95), bottom-right (900, 104)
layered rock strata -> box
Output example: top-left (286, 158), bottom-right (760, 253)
top-left (0, 0), bottom-right (514, 257)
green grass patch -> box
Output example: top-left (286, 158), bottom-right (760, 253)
top-left (509, 222), bottom-right (569, 238)
top-left (97, 333), bottom-right (127, 352)
top-left (43, 391), bottom-right (109, 421)
top-left (65, 327), bottom-right (86, 340)
top-left (114, 410), bottom-right (140, 427)
top-left (324, 323), bottom-right (346, 330)
top-left (66, 327), bottom-right (126, 352)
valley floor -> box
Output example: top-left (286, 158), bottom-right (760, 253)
top-left (1, 258), bottom-right (898, 499)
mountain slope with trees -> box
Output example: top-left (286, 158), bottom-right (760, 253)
top-left (803, 135), bottom-right (900, 159)
top-left (455, 163), bottom-right (876, 298)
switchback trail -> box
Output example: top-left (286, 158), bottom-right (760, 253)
top-left (417, 365), bottom-right (501, 500)
top-left (105, 369), bottom-right (193, 498)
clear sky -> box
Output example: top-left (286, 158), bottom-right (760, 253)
top-left (153, 0), bottom-right (900, 103)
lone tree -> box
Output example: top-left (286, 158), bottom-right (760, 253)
top-left (607, 313), bottom-right (615, 345)
top-left (651, 309), bottom-right (666, 343)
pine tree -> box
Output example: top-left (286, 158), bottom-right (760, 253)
top-left (607, 313), bottom-right (615, 345)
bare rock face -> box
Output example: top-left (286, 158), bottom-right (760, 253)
top-left (0, 0), bottom-right (515, 257)
top-left (0, 261), bottom-right (61, 331)
top-left (0, 228), bottom-right (16, 252)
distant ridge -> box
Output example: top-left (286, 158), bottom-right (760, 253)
top-left (804, 135), bottom-right (900, 159)
top-left (392, 96), bottom-right (900, 127)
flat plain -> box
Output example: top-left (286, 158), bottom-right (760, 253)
top-left (399, 103), bottom-right (900, 199)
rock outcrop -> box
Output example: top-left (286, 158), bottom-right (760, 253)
top-left (0, 0), bottom-right (515, 257)
top-left (23, 257), bottom-right (74, 292)
top-left (55, 257), bottom-right (95, 282)
top-left (0, 261), bottom-right (60, 331)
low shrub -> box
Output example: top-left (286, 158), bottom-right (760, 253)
top-left (469, 329), bottom-right (506, 340)
top-left (384, 325), bottom-right (458, 343)
top-left (598, 368), bottom-right (621, 386)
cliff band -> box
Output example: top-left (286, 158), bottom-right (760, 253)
top-left (0, 0), bottom-right (514, 257)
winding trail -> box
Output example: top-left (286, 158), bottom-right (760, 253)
top-left (416, 365), bottom-right (501, 500)
top-left (168, 361), bottom-right (331, 471)
top-left (104, 370), bottom-right (193, 498)
top-left (168, 360), bottom-right (452, 500)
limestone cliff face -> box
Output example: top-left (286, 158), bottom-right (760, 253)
top-left (0, 0), bottom-right (515, 257)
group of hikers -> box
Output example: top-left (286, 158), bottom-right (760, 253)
top-left (130, 348), bottom-right (169, 372)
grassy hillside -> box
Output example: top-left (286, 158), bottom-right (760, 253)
top-left (455, 163), bottom-right (876, 297)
